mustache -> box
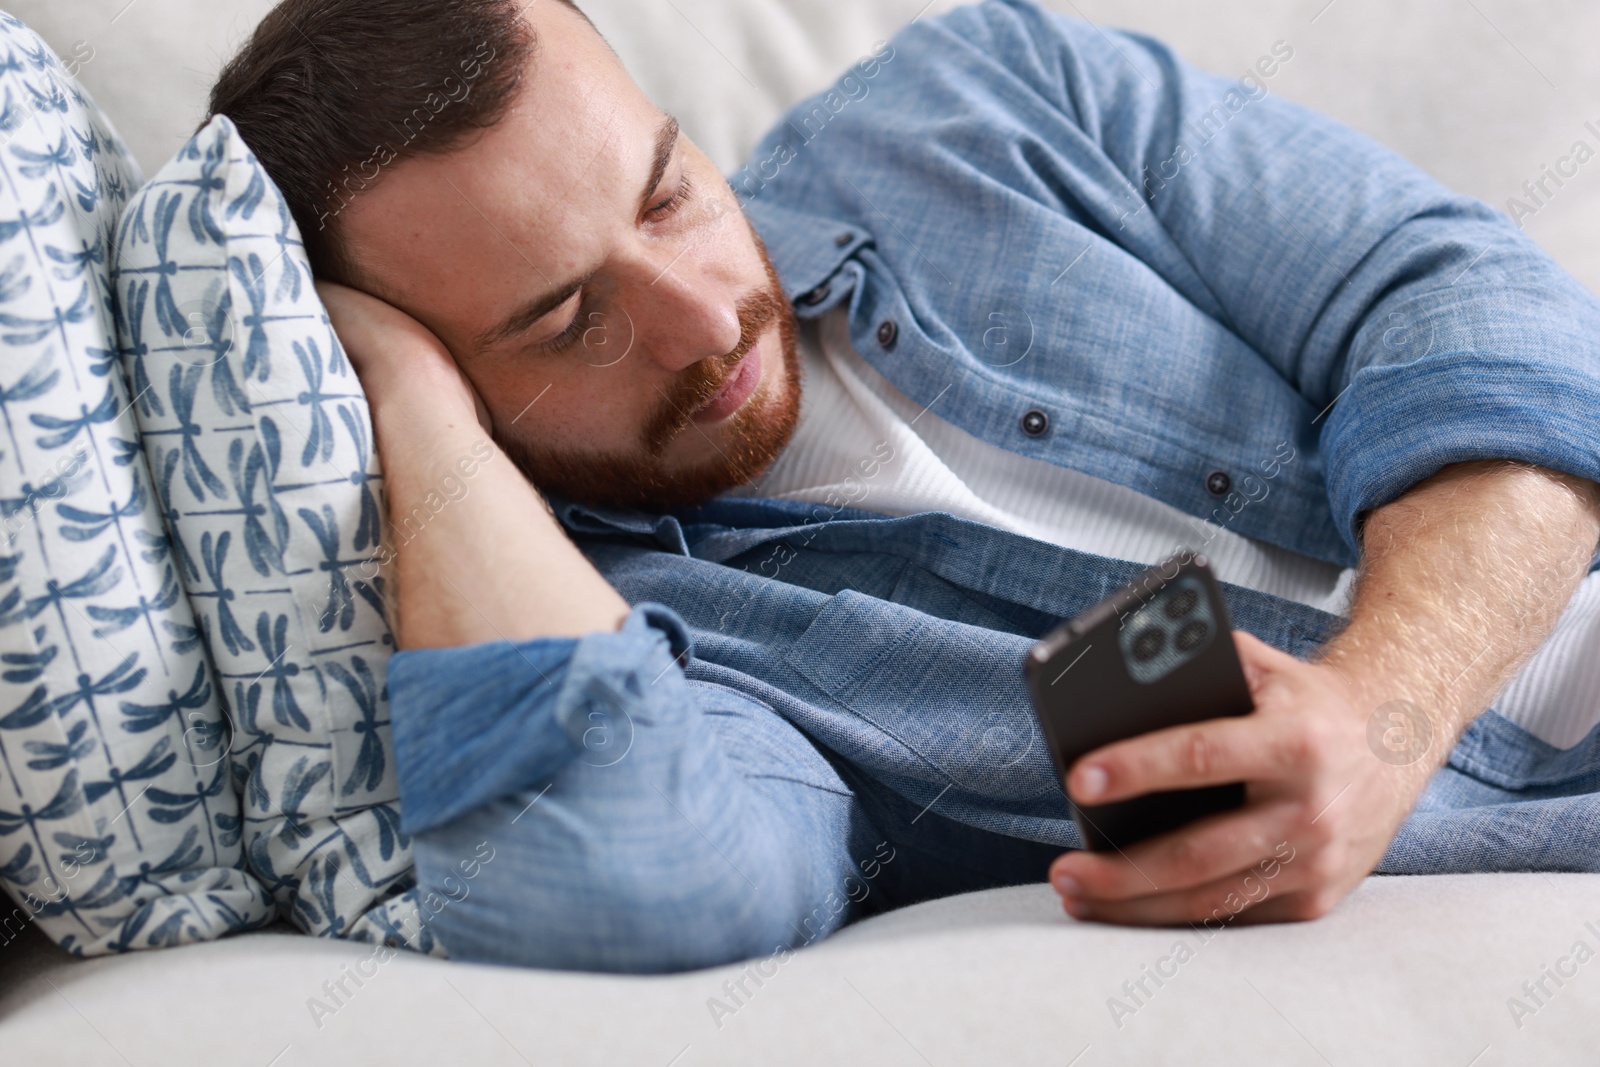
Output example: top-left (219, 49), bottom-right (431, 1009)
top-left (642, 285), bottom-right (787, 456)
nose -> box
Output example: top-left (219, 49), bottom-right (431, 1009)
top-left (626, 245), bottom-right (744, 373)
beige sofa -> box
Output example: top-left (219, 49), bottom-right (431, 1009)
top-left (4, 1), bottom-right (1600, 1063)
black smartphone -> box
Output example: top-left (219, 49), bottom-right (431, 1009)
top-left (1023, 549), bottom-right (1254, 852)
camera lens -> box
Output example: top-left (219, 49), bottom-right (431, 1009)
top-left (1130, 627), bottom-right (1165, 661)
top-left (1175, 619), bottom-right (1210, 651)
top-left (1164, 588), bottom-right (1199, 619)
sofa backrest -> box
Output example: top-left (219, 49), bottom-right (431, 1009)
top-left (12, 0), bottom-right (1600, 297)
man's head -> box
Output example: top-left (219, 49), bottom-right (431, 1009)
top-left (210, 0), bottom-right (800, 510)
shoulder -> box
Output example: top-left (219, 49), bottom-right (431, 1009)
top-left (900, 0), bottom-right (1177, 126)
top-left (914, 0), bottom-right (1161, 76)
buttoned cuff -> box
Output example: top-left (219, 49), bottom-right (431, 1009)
top-left (386, 603), bottom-right (694, 836)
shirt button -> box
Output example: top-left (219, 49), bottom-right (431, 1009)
top-left (876, 319), bottom-right (898, 348)
top-left (799, 283), bottom-right (831, 306)
top-left (834, 231), bottom-right (852, 247)
top-left (1020, 409), bottom-right (1049, 436)
top-left (1205, 470), bottom-right (1232, 496)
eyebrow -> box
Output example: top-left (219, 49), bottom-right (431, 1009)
top-left (472, 114), bottom-right (682, 355)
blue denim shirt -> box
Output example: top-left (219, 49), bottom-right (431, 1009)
top-left (737, 0), bottom-right (1600, 569)
top-left (388, 0), bottom-right (1600, 880)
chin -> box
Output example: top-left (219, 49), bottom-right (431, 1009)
top-left (498, 357), bottom-right (800, 513)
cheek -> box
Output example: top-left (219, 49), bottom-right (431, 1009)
top-left (485, 363), bottom-right (654, 454)
top-left (687, 180), bottom-right (759, 280)
top-left (707, 224), bottom-right (761, 288)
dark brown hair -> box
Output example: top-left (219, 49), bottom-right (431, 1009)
top-left (208, 0), bottom-right (582, 282)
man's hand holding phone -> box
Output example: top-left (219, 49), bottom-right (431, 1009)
top-left (1046, 627), bottom-right (1424, 926)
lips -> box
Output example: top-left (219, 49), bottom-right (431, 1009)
top-left (691, 341), bottom-right (762, 424)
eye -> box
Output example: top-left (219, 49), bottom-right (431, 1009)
top-left (535, 293), bottom-right (588, 355)
top-left (535, 176), bottom-right (692, 357)
top-left (537, 308), bottom-right (588, 354)
top-left (647, 174), bottom-right (693, 219)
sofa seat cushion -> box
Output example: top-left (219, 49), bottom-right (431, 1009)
top-left (3, 873), bottom-right (1597, 1064)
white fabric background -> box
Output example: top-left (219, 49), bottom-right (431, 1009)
top-left (11, 0), bottom-right (1600, 297)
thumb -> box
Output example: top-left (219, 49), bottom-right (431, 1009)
top-left (1231, 628), bottom-right (1300, 693)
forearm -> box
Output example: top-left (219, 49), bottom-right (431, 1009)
top-left (1314, 460), bottom-right (1600, 776)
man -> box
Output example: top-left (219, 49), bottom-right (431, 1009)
top-left (210, 0), bottom-right (1600, 972)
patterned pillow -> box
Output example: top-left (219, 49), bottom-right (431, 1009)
top-left (0, 14), bottom-right (276, 954)
top-left (112, 114), bottom-right (438, 952)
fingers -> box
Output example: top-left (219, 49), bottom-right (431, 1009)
top-left (1068, 871), bottom-right (1356, 926)
top-left (1064, 630), bottom-right (1344, 805)
top-left (469, 380), bottom-right (494, 434)
top-left (1056, 864), bottom-right (1320, 925)
top-left (1066, 710), bottom-right (1318, 805)
top-left (1056, 865), bottom-right (1260, 925)
top-left (315, 280), bottom-right (451, 363)
top-left (312, 279), bottom-right (356, 302)
top-left (1051, 801), bottom-right (1299, 902)
top-left (1045, 630), bottom-right (1377, 928)
top-left (1230, 627), bottom-right (1303, 674)
top-left (316, 281), bottom-right (472, 413)
top-left (1051, 833), bottom-right (1323, 926)
top-left (1227, 886), bottom-right (1348, 924)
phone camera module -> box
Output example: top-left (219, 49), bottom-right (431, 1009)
top-left (1118, 575), bottom-right (1218, 684)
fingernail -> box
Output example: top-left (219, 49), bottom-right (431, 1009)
top-left (1076, 764), bottom-right (1107, 799)
top-left (1053, 873), bottom-right (1081, 896)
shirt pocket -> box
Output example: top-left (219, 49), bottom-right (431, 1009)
top-left (783, 589), bottom-right (1060, 802)
top-left (1446, 709), bottom-right (1600, 795)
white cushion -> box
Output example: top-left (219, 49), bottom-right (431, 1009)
top-left (4, 874), bottom-right (1598, 1064)
top-left (0, 11), bottom-right (276, 956)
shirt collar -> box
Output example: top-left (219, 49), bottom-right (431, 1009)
top-left (549, 493), bottom-right (880, 552)
top-left (740, 195), bottom-right (869, 305)
top-left (550, 496), bottom-right (687, 548)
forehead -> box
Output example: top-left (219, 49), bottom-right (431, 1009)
top-left (336, 2), bottom-right (659, 350)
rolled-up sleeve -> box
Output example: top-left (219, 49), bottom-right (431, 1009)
top-left (1317, 281), bottom-right (1600, 551)
top-left (385, 602), bottom-right (693, 836)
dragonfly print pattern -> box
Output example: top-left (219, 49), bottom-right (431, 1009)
top-left (112, 114), bottom-right (440, 955)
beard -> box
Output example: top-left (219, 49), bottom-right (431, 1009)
top-left (494, 224), bottom-right (802, 512)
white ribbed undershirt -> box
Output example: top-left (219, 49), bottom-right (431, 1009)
top-left (731, 305), bottom-right (1600, 750)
